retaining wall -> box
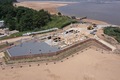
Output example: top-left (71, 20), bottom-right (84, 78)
top-left (9, 38), bottom-right (112, 60)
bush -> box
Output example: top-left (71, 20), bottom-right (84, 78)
top-left (43, 15), bottom-right (77, 29)
top-left (104, 27), bottom-right (120, 43)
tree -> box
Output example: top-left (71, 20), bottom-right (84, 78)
top-left (0, 0), bottom-right (17, 5)
top-left (0, 0), bottom-right (51, 31)
top-left (58, 12), bottom-right (62, 16)
top-left (71, 16), bottom-right (76, 19)
top-left (19, 13), bottom-right (34, 31)
top-left (33, 9), bottom-right (51, 29)
top-left (4, 14), bottom-right (16, 30)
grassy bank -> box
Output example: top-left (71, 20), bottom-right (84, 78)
top-left (42, 15), bottom-right (77, 30)
top-left (104, 27), bottom-right (120, 43)
top-left (0, 32), bottom-right (26, 40)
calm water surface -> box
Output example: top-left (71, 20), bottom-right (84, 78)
top-left (58, 1), bottom-right (120, 25)
top-left (17, 0), bottom-right (120, 25)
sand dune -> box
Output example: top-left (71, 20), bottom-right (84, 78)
top-left (0, 48), bottom-right (120, 80)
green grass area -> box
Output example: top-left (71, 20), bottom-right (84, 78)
top-left (104, 27), bottom-right (120, 43)
top-left (0, 32), bottom-right (25, 40)
top-left (42, 15), bottom-right (77, 30)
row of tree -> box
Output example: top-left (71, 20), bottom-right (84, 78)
top-left (0, 0), bottom-right (51, 31)
top-left (0, 0), bottom-right (17, 5)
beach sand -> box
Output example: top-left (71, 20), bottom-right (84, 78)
top-left (0, 48), bottom-right (120, 80)
top-left (14, 1), bottom-right (69, 14)
top-left (82, 19), bottom-right (108, 25)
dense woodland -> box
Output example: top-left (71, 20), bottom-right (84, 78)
top-left (0, 0), bottom-right (51, 31)
top-left (0, 0), bottom-right (75, 32)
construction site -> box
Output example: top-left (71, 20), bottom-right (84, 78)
top-left (0, 23), bottom-right (116, 65)
top-left (0, 21), bottom-right (120, 80)
top-left (0, 1), bottom-right (120, 80)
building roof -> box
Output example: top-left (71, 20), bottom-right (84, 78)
top-left (7, 40), bottom-right (60, 57)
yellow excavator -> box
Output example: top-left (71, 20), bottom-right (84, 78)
top-left (87, 24), bottom-right (97, 30)
top-left (87, 25), bottom-right (94, 30)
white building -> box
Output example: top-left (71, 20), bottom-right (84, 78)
top-left (0, 20), bottom-right (4, 28)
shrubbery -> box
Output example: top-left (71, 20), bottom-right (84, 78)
top-left (104, 27), bottom-right (120, 43)
top-left (0, 0), bottom-right (51, 31)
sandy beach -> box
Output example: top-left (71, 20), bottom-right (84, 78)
top-left (0, 48), bottom-right (120, 80)
top-left (82, 18), bottom-right (108, 25)
top-left (14, 1), bottom-right (71, 14)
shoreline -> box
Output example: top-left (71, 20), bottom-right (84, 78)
top-left (82, 18), bottom-right (109, 25)
top-left (14, 1), bottom-right (110, 25)
top-left (14, 1), bottom-right (76, 14)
